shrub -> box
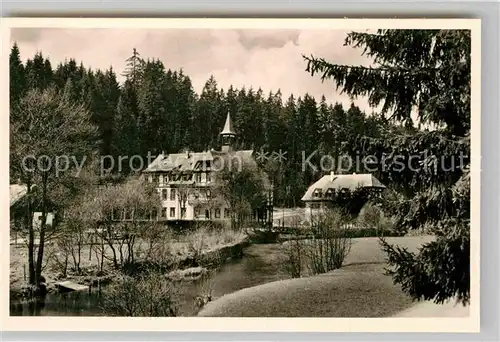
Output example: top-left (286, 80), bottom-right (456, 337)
top-left (356, 202), bottom-right (395, 234)
top-left (101, 271), bottom-right (178, 317)
top-left (280, 238), bottom-right (304, 278)
top-left (194, 270), bottom-right (215, 311)
top-left (305, 209), bottom-right (352, 275)
top-left (279, 209), bottom-right (353, 277)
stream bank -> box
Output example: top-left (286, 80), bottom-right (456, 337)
top-left (10, 242), bottom-right (287, 317)
top-left (10, 235), bottom-right (250, 301)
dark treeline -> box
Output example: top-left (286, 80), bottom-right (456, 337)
top-left (9, 29), bottom-right (472, 306)
top-left (10, 44), bottom-right (398, 207)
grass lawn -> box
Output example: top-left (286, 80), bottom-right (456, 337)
top-left (198, 235), bottom-right (435, 317)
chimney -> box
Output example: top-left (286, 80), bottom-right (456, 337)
top-left (330, 171), bottom-right (335, 182)
top-left (161, 150), bottom-right (165, 158)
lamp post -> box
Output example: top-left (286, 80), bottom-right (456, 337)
top-left (267, 182), bottom-right (274, 229)
top-left (283, 185), bottom-right (291, 228)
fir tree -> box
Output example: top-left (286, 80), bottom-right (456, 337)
top-left (9, 43), bottom-right (26, 105)
top-left (304, 29), bottom-right (471, 305)
top-left (122, 48), bottom-right (145, 86)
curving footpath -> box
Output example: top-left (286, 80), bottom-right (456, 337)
top-left (198, 265), bottom-right (469, 318)
top-left (198, 263), bottom-right (415, 317)
top-left (198, 235), bottom-right (468, 318)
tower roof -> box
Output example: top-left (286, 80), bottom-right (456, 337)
top-left (220, 112), bottom-right (236, 136)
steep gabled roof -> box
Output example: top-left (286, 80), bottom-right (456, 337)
top-left (301, 173), bottom-right (386, 202)
top-left (10, 184), bottom-right (29, 207)
top-left (145, 148), bottom-right (259, 174)
top-left (144, 151), bottom-right (214, 173)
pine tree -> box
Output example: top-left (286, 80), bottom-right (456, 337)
top-left (9, 43), bottom-right (26, 105)
top-left (112, 79), bottom-right (141, 172)
top-left (304, 29), bottom-right (471, 305)
top-left (174, 70), bottom-right (197, 151)
top-left (226, 85), bottom-right (239, 122)
top-left (136, 59), bottom-right (166, 156)
top-left (25, 52), bottom-right (53, 91)
top-left (235, 87), bottom-right (260, 149)
top-left (122, 48), bottom-right (145, 86)
top-left (263, 90), bottom-right (286, 152)
top-left (194, 75), bottom-right (222, 150)
top-left (101, 67), bottom-right (120, 158)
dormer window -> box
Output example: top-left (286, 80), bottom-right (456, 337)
top-left (325, 188), bottom-right (335, 197)
top-left (313, 188), bottom-right (323, 198)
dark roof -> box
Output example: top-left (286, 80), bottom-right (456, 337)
top-left (144, 149), bottom-right (255, 173)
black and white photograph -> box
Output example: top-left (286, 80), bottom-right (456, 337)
top-left (2, 18), bottom-right (480, 332)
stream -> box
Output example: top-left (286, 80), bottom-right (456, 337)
top-left (10, 243), bottom-right (288, 317)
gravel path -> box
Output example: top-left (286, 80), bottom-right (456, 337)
top-left (198, 235), bottom-right (465, 318)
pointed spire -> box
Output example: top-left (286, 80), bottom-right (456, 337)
top-left (220, 111), bottom-right (236, 136)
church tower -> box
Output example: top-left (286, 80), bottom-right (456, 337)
top-left (220, 112), bottom-right (236, 153)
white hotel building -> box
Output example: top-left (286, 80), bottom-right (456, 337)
top-left (143, 113), bottom-right (272, 224)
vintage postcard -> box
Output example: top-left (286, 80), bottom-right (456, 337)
top-left (1, 18), bottom-right (481, 332)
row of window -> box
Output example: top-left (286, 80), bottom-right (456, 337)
top-left (312, 188), bottom-right (337, 198)
top-left (110, 206), bottom-right (230, 221)
top-left (160, 188), bottom-right (212, 201)
top-left (312, 188), bottom-right (381, 198)
top-left (158, 207), bottom-right (230, 219)
top-left (161, 207), bottom-right (186, 218)
top-left (312, 187), bottom-right (356, 198)
top-left (194, 207), bottom-right (230, 219)
top-left (148, 172), bottom-right (212, 184)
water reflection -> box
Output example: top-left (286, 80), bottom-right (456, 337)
top-left (10, 244), bottom-right (287, 317)
top-left (10, 290), bottom-right (105, 316)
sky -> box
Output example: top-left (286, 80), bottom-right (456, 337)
top-left (11, 28), bottom-right (377, 113)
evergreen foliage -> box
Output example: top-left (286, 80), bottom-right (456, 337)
top-left (10, 46), bottom-right (389, 207)
top-left (304, 29), bottom-right (471, 305)
top-left (9, 30), bottom-right (472, 306)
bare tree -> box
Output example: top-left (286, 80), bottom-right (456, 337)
top-left (81, 178), bottom-right (162, 270)
top-left (10, 87), bottom-right (97, 288)
top-left (306, 208), bottom-right (352, 274)
top-left (280, 209), bottom-right (353, 277)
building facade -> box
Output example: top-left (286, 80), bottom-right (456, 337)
top-left (301, 172), bottom-right (386, 221)
top-left (143, 113), bottom-right (273, 225)
top-left (10, 183), bottom-right (55, 242)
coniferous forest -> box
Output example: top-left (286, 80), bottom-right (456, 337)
top-left (9, 29), bottom-right (472, 311)
top-left (9, 43), bottom-right (395, 207)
